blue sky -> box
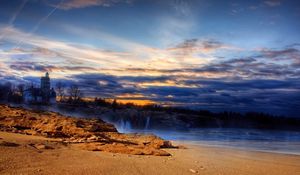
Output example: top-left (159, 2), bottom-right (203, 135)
top-left (0, 0), bottom-right (300, 117)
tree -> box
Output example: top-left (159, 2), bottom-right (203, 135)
top-left (55, 82), bottom-right (65, 101)
top-left (68, 84), bottom-right (82, 102)
top-left (0, 82), bottom-right (12, 101)
top-left (94, 97), bottom-right (110, 107)
top-left (112, 99), bottom-right (118, 111)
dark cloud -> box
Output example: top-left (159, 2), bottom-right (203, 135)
top-left (67, 73), bottom-right (130, 97)
top-left (258, 47), bottom-right (300, 68)
top-left (8, 61), bottom-right (96, 72)
top-left (2, 42), bottom-right (300, 117)
top-left (260, 48), bottom-right (299, 59)
top-left (168, 38), bottom-right (231, 54)
top-left (0, 68), bottom-right (295, 117)
top-left (58, 47), bottom-right (300, 116)
top-left (201, 39), bottom-right (224, 51)
top-left (223, 57), bottom-right (257, 64)
top-left (9, 62), bottom-right (56, 72)
top-left (286, 43), bottom-right (300, 48)
top-left (62, 71), bottom-right (300, 117)
top-left (126, 54), bottom-right (299, 79)
top-left (186, 79), bottom-right (300, 91)
top-left (173, 38), bottom-right (198, 50)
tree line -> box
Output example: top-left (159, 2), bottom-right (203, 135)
top-left (0, 81), bottom-right (84, 104)
top-left (55, 82), bottom-right (83, 103)
top-left (0, 82), bottom-right (24, 103)
top-left (1, 81), bottom-right (299, 131)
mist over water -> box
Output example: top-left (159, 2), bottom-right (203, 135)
top-left (145, 116), bottom-right (150, 130)
top-left (121, 128), bottom-right (300, 155)
top-left (115, 120), bottom-right (300, 156)
top-left (13, 104), bottom-right (300, 155)
top-left (117, 119), bottom-right (132, 133)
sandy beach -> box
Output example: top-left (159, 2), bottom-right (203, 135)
top-left (1, 131), bottom-right (299, 175)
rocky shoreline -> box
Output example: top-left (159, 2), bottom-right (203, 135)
top-left (0, 104), bottom-right (177, 156)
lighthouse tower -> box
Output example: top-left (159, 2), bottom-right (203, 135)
top-left (40, 72), bottom-right (51, 102)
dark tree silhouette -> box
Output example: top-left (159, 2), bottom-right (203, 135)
top-left (112, 99), bottom-right (118, 111)
top-left (56, 81), bottom-right (66, 101)
top-left (68, 84), bottom-right (82, 102)
top-left (0, 82), bottom-right (12, 101)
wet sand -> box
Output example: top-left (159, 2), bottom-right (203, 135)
top-left (0, 131), bottom-right (299, 175)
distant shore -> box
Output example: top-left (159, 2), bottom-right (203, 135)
top-left (1, 131), bottom-right (300, 175)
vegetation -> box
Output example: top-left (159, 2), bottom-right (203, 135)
top-left (0, 82), bottom-right (24, 103)
top-left (0, 82), bottom-right (299, 131)
top-left (0, 81), bottom-right (83, 104)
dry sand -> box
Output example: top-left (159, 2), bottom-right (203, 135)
top-left (1, 131), bottom-right (299, 175)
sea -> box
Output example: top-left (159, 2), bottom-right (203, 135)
top-left (121, 128), bottom-right (300, 156)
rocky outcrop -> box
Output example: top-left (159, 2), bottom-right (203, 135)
top-left (0, 105), bottom-right (176, 156)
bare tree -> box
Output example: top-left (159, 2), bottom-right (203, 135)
top-left (55, 82), bottom-right (65, 101)
top-left (68, 84), bottom-right (82, 102)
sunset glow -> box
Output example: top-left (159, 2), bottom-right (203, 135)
top-left (0, 0), bottom-right (300, 116)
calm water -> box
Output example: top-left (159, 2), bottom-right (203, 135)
top-left (121, 128), bottom-right (300, 155)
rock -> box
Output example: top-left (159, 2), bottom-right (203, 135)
top-left (0, 141), bottom-right (20, 147)
top-left (153, 150), bottom-right (171, 156)
top-left (0, 105), bottom-right (117, 140)
top-left (178, 145), bottom-right (187, 149)
top-left (77, 138), bottom-right (86, 143)
top-left (31, 143), bottom-right (54, 150)
top-left (0, 104), bottom-right (178, 156)
top-left (28, 117), bottom-right (37, 120)
top-left (189, 169), bottom-right (198, 174)
top-left (24, 129), bottom-right (38, 135)
top-left (87, 135), bottom-right (98, 141)
top-left (131, 150), bottom-right (144, 155)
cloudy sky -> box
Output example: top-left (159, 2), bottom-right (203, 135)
top-left (0, 0), bottom-right (300, 116)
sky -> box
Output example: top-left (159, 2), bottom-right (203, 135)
top-left (0, 0), bottom-right (300, 117)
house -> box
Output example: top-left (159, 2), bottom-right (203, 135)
top-left (23, 72), bottom-right (56, 104)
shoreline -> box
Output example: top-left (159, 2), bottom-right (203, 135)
top-left (173, 140), bottom-right (300, 156)
top-left (1, 131), bottom-right (300, 175)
